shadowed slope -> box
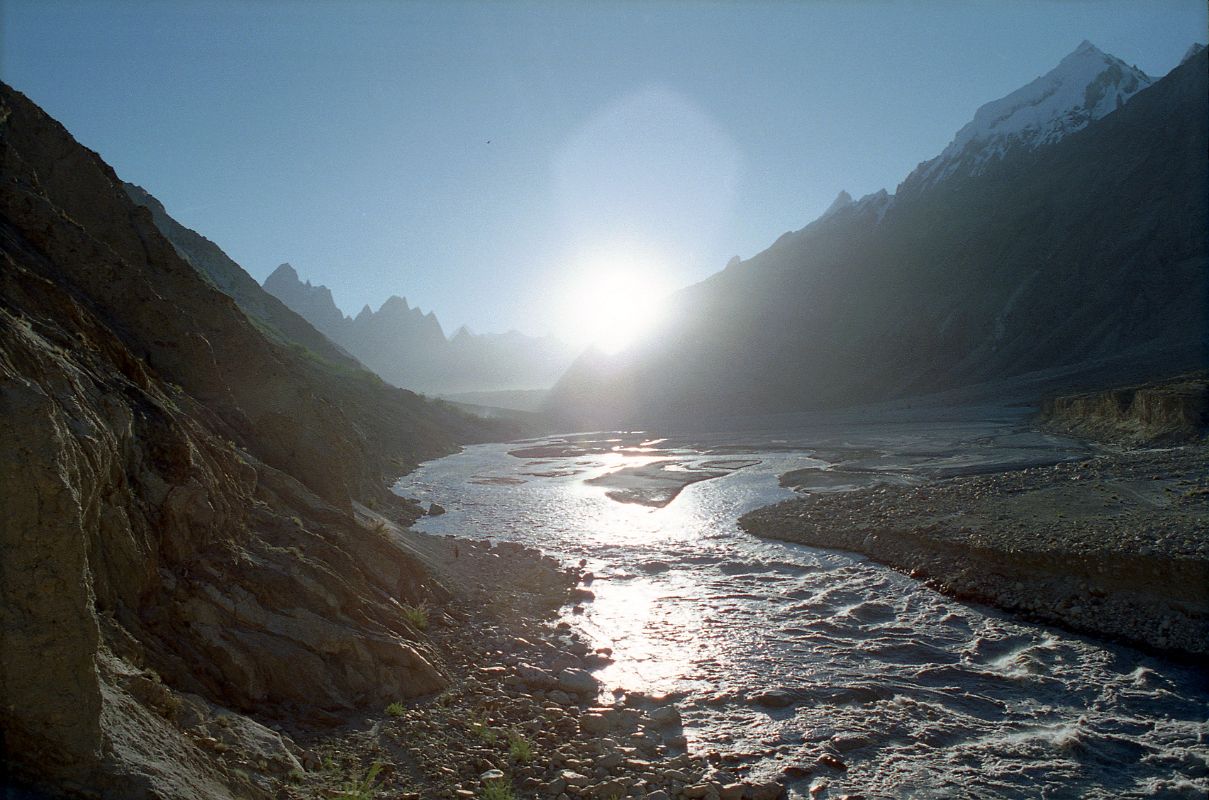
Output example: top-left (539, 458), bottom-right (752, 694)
top-left (0, 82), bottom-right (505, 798)
top-left (551, 50), bottom-right (1207, 427)
top-left (123, 182), bottom-right (364, 373)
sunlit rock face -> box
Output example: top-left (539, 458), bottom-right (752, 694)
top-left (0, 82), bottom-right (491, 798)
top-left (548, 47), bottom-right (1208, 428)
top-left (1039, 375), bottom-right (1209, 444)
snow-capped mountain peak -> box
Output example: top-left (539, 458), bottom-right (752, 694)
top-left (901, 40), bottom-right (1152, 194)
top-left (1181, 43), bottom-right (1206, 66)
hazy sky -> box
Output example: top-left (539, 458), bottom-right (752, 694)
top-left (3, 1), bottom-right (1205, 342)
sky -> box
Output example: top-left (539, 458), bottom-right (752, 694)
top-left (2, 1), bottom-right (1205, 343)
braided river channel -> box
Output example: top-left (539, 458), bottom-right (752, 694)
top-left (394, 414), bottom-right (1208, 799)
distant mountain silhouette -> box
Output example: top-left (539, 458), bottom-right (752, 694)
top-left (550, 44), bottom-right (1208, 426)
top-left (263, 263), bottom-right (578, 396)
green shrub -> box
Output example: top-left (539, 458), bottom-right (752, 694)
top-left (480, 780), bottom-right (515, 800)
top-left (336, 762), bottom-right (382, 800)
top-left (470, 714), bottom-right (498, 745)
top-left (385, 701), bottom-right (405, 717)
top-left (400, 602), bottom-right (429, 630)
top-left (507, 730), bottom-right (532, 764)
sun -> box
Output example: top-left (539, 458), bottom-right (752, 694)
top-left (562, 261), bottom-right (670, 355)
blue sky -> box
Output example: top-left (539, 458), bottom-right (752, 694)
top-left (3, 1), bottom-right (1205, 341)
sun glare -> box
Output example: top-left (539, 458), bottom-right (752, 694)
top-left (562, 263), bottom-right (669, 355)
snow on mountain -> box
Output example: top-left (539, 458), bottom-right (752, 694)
top-left (901, 40), bottom-right (1152, 194)
top-left (1182, 43), bottom-right (1206, 65)
top-left (795, 41), bottom-right (1151, 233)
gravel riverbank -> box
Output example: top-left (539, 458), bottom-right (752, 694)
top-left (740, 445), bottom-right (1209, 657)
top-left (269, 516), bottom-right (788, 800)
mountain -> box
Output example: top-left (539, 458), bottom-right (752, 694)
top-left (0, 81), bottom-right (510, 797)
top-left (261, 261), bottom-right (355, 338)
top-left (445, 325), bottom-right (578, 398)
top-left (263, 263), bottom-right (579, 397)
top-left (125, 185), bottom-right (362, 370)
top-left (549, 44), bottom-right (1207, 427)
top-left (900, 40), bottom-right (1152, 195)
top-left (345, 293), bottom-right (450, 387)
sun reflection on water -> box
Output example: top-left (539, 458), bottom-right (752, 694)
top-left (395, 428), bottom-right (1209, 796)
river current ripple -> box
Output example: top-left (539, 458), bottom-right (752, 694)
top-left (394, 418), bottom-right (1208, 799)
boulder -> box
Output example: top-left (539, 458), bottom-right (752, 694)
top-left (557, 668), bottom-right (599, 696)
top-left (648, 705), bottom-right (682, 728)
top-left (750, 690), bottom-right (795, 709)
top-left (517, 663), bottom-right (558, 690)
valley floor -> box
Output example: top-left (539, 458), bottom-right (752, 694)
top-left (740, 443), bottom-right (1209, 657)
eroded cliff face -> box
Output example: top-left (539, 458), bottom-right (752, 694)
top-left (1040, 373), bottom-right (1208, 443)
top-left (0, 83), bottom-right (477, 797)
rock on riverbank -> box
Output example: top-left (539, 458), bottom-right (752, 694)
top-left (740, 446), bottom-right (1209, 656)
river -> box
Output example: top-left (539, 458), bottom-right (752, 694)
top-left (394, 414), bottom-right (1208, 799)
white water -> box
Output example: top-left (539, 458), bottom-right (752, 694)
top-left (395, 418), bottom-right (1209, 799)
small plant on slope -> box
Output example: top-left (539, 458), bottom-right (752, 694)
top-left (507, 730), bottom-right (532, 764)
top-left (335, 762), bottom-right (382, 800)
top-left (480, 779), bottom-right (515, 800)
top-left (470, 713), bottom-right (498, 745)
top-left (400, 602), bottom-right (429, 630)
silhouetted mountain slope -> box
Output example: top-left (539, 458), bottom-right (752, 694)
top-left (551, 47), bottom-right (1207, 426)
top-left (263, 263), bottom-right (578, 395)
top-left (124, 184), bottom-right (363, 371)
top-left (0, 81), bottom-right (508, 797)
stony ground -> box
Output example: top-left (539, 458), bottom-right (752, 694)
top-left (741, 444), bottom-right (1209, 656)
top-left (256, 526), bottom-right (790, 800)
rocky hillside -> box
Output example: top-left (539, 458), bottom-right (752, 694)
top-left (1040, 373), bottom-right (1208, 443)
top-left (0, 82), bottom-right (508, 798)
top-left (550, 46), bottom-right (1207, 428)
top-left (263, 263), bottom-right (579, 396)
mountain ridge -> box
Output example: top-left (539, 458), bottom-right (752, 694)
top-left (123, 184), bottom-right (365, 372)
top-left (263, 263), bottom-right (578, 396)
top-left (549, 46), bottom-right (1207, 427)
top-left (899, 39), bottom-right (1152, 195)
